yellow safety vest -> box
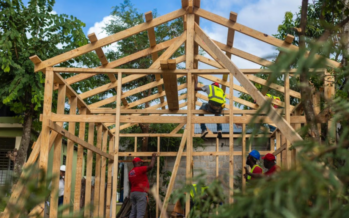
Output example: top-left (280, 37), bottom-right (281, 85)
top-left (190, 184), bottom-right (208, 198)
top-left (208, 85), bottom-right (226, 105)
top-left (266, 94), bottom-right (280, 108)
top-left (247, 165), bottom-right (263, 180)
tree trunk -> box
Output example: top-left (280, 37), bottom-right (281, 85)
top-left (14, 103), bottom-right (34, 176)
top-left (299, 0), bottom-right (321, 142)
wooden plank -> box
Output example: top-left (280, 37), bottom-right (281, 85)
top-left (48, 121), bottom-right (113, 159)
top-left (106, 136), bottom-right (114, 218)
top-left (32, 9), bottom-right (186, 72)
top-left (64, 37), bottom-right (178, 85)
top-left (49, 84), bottom-right (65, 218)
top-left (228, 73), bottom-right (234, 203)
top-left (63, 96), bottom-right (77, 215)
top-left (194, 8), bottom-right (339, 68)
top-left (216, 138), bottom-right (219, 178)
top-left (116, 151), bottom-right (272, 157)
top-left (84, 122), bottom-right (95, 217)
top-left (324, 70), bottom-right (336, 147)
top-left (194, 23), bottom-right (303, 143)
top-left (188, 0), bottom-right (193, 13)
top-left (93, 124), bottom-right (103, 217)
top-left (145, 11), bottom-right (165, 109)
top-left (275, 130), bottom-right (281, 166)
top-left (182, 0), bottom-right (189, 8)
top-left (162, 59), bottom-right (179, 110)
top-left (160, 130), bottom-right (188, 218)
top-left (29, 55), bottom-right (42, 64)
top-left (156, 137), bottom-right (160, 218)
top-left (222, 11), bottom-right (238, 92)
top-left (73, 107), bottom-right (87, 212)
top-left (241, 115), bottom-right (246, 192)
top-left (195, 55), bottom-right (223, 69)
top-left (40, 68), bottom-right (53, 174)
top-left (99, 128), bottom-right (108, 217)
top-left (88, 33), bottom-right (108, 65)
top-left (285, 34), bottom-right (295, 44)
top-left (112, 72), bottom-right (123, 218)
top-left (284, 73), bottom-right (292, 169)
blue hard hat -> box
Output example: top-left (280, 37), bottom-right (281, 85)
top-left (249, 150), bottom-right (260, 160)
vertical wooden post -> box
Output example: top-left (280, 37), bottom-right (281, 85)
top-left (134, 137), bottom-right (137, 152)
top-left (156, 136), bottom-right (160, 218)
top-left (63, 96), bottom-right (78, 215)
top-left (324, 70), bottom-right (335, 146)
top-left (112, 72), bottom-right (122, 218)
top-left (50, 83), bottom-right (66, 218)
top-left (93, 124), bottom-right (103, 216)
top-left (313, 88), bottom-right (321, 140)
top-left (186, 11), bottom-right (195, 216)
top-left (84, 122), bottom-right (95, 217)
top-left (216, 138), bottom-right (219, 178)
top-left (106, 136), bottom-right (114, 218)
top-left (40, 67), bottom-right (54, 174)
top-left (99, 128), bottom-right (108, 217)
top-left (241, 114), bottom-right (246, 192)
top-left (276, 130), bottom-right (281, 166)
top-left (228, 72), bottom-right (234, 203)
top-left (284, 73), bottom-right (292, 168)
top-left (74, 107), bottom-right (87, 212)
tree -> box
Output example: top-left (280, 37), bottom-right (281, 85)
top-left (0, 0), bottom-right (93, 175)
top-left (102, 0), bottom-right (185, 151)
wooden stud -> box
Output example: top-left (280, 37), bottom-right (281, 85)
top-left (193, 8), bottom-right (340, 68)
top-left (170, 123), bottom-right (185, 134)
top-left (162, 60), bottom-right (179, 110)
top-left (194, 23), bottom-right (302, 144)
top-left (99, 128), bottom-right (108, 217)
top-left (50, 84), bottom-right (66, 218)
top-left (40, 68), bottom-right (53, 174)
top-left (228, 73), bottom-right (234, 203)
top-left (93, 124), bottom-right (103, 217)
top-left (275, 130), bottom-right (281, 166)
top-left (188, 0), bottom-right (194, 13)
top-left (216, 138), bottom-right (219, 178)
top-left (160, 130), bottom-right (188, 218)
top-left (284, 73), bottom-right (292, 169)
top-left (229, 11), bottom-right (238, 22)
top-left (62, 95), bottom-right (77, 215)
top-left (112, 72), bottom-right (123, 218)
top-left (106, 136), bottom-right (114, 217)
top-left (156, 136), bottom-right (160, 218)
top-left (145, 11), bottom-right (153, 22)
top-left (182, 0), bottom-right (189, 8)
top-left (241, 116), bottom-right (246, 192)
top-left (194, 0), bottom-right (201, 8)
top-left (324, 70), bottom-right (336, 146)
top-left (84, 122), bottom-right (95, 217)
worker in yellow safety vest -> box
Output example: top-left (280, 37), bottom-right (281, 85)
top-left (195, 79), bottom-right (226, 140)
top-left (243, 150), bottom-right (263, 181)
top-left (266, 94), bottom-right (281, 109)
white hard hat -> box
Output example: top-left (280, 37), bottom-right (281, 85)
top-left (60, 165), bottom-right (66, 172)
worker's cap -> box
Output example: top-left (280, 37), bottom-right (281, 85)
top-left (60, 165), bottom-right (66, 172)
top-left (133, 157), bottom-right (142, 163)
top-left (211, 82), bottom-right (220, 87)
top-left (262, 153), bottom-right (276, 161)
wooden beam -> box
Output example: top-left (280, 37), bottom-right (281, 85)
top-left (88, 33), bottom-right (108, 65)
top-left (112, 72), bottom-right (122, 218)
top-left (48, 121), bottom-right (113, 159)
top-left (156, 136), bottom-right (160, 218)
top-left (50, 84), bottom-right (65, 218)
top-left (284, 73), bottom-right (292, 169)
top-left (162, 60), bottom-right (179, 110)
top-left (73, 108), bottom-right (87, 212)
top-left (193, 8), bottom-right (340, 68)
top-left (106, 136), bottom-right (114, 217)
top-left (145, 11), bottom-right (166, 110)
top-left (64, 37), bottom-right (178, 85)
top-left (222, 11), bottom-right (238, 92)
top-left (32, 9), bottom-right (186, 72)
top-left (285, 34), bottom-right (295, 44)
top-left (93, 124), bottom-right (103, 217)
top-left (228, 73), bottom-right (234, 203)
top-left (194, 23), bottom-right (303, 143)
top-left (275, 130), bottom-right (281, 165)
top-left (63, 96), bottom-right (77, 215)
top-left (188, 0), bottom-right (193, 13)
top-left (195, 55), bottom-right (223, 69)
top-left (160, 129), bottom-right (188, 218)
top-left (99, 128), bottom-right (108, 217)
top-left (84, 122), bottom-right (95, 217)
top-left (181, 0), bottom-right (189, 8)
top-left (29, 55), bottom-right (42, 64)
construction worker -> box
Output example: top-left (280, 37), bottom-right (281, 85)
top-left (58, 165), bottom-right (66, 205)
top-left (245, 153), bottom-right (280, 178)
top-left (128, 153), bottom-right (156, 218)
top-left (195, 80), bottom-right (226, 140)
top-left (266, 94), bottom-right (281, 109)
top-left (243, 150), bottom-right (263, 181)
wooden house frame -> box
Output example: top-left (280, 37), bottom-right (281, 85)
top-left (2, 0), bottom-right (337, 217)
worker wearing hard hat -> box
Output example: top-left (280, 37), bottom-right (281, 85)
top-left (195, 80), bottom-right (226, 140)
top-left (245, 153), bottom-right (280, 178)
top-left (243, 150), bottom-right (263, 181)
top-left (58, 165), bottom-right (66, 205)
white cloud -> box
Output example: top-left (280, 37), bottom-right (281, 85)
top-left (87, 15), bottom-right (120, 53)
top-left (199, 0), bottom-right (301, 69)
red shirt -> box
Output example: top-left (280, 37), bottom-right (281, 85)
top-left (129, 166), bottom-right (149, 193)
top-left (264, 165), bottom-right (279, 176)
top-left (251, 165), bottom-right (263, 180)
